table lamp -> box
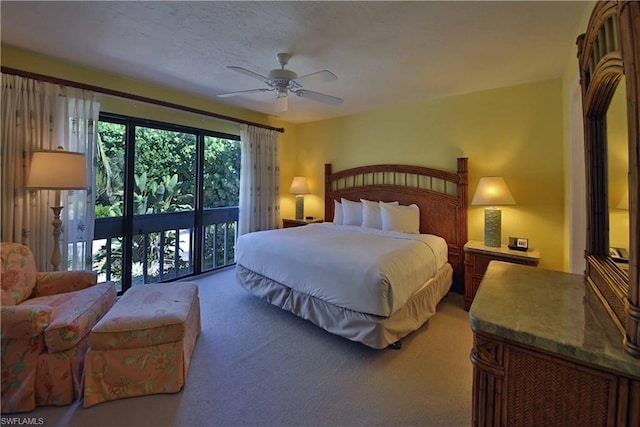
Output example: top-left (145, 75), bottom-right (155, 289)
top-left (26, 147), bottom-right (87, 271)
top-left (471, 176), bottom-right (516, 247)
top-left (289, 176), bottom-right (310, 220)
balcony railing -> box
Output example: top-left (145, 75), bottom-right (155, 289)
top-left (93, 207), bottom-right (238, 292)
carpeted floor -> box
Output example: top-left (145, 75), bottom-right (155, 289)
top-left (6, 267), bottom-right (473, 427)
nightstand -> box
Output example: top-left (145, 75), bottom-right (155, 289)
top-left (463, 240), bottom-right (540, 310)
top-left (282, 218), bottom-right (323, 228)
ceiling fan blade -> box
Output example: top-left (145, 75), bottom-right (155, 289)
top-left (227, 66), bottom-right (270, 82)
top-left (294, 70), bottom-right (338, 86)
top-left (294, 89), bottom-right (343, 106)
top-left (217, 88), bottom-right (273, 98)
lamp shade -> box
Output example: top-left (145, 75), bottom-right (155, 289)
top-left (289, 176), bottom-right (310, 195)
top-left (471, 177), bottom-right (516, 206)
top-left (26, 149), bottom-right (87, 190)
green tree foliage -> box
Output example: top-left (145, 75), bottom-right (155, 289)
top-left (95, 124), bottom-right (240, 216)
top-left (133, 127), bottom-right (195, 212)
top-left (204, 136), bottom-right (240, 208)
top-left (96, 122), bottom-right (125, 216)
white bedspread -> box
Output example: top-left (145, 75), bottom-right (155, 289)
top-left (235, 224), bottom-right (448, 317)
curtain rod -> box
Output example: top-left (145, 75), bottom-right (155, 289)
top-left (1, 66), bottom-right (285, 134)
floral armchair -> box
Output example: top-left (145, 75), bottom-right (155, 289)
top-left (1, 242), bottom-right (116, 413)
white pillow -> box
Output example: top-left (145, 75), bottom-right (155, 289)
top-left (333, 200), bottom-right (343, 225)
top-left (361, 199), bottom-right (398, 229)
top-left (341, 198), bottom-right (363, 226)
top-left (380, 202), bottom-right (420, 234)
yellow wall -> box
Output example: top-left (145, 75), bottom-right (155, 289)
top-left (297, 80), bottom-right (565, 271)
top-left (1, 45), bottom-right (300, 210)
top-left (3, 45), bottom-right (571, 272)
top-left (560, 1), bottom-right (596, 272)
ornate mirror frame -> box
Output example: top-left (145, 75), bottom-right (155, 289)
top-left (577, 0), bottom-right (639, 358)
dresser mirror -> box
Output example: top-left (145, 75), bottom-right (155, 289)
top-left (607, 77), bottom-right (629, 265)
top-left (577, 1), bottom-right (639, 358)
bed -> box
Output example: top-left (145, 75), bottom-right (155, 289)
top-left (236, 159), bottom-right (468, 349)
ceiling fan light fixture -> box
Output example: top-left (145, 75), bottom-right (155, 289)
top-left (218, 53), bottom-right (343, 111)
top-left (276, 94), bottom-right (288, 113)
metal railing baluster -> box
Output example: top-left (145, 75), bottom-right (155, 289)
top-left (174, 228), bottom-right (180, 279)
top-left (213, 223), bottom-right (218, 268)
top-left (106, 238), bottom-right (112, 281)
top-left (223, 223), bottom-right (229, 265)
top-left (143, 233), bottom-right (149, 285)
top-left (159, 231), bottom-right (166, 282)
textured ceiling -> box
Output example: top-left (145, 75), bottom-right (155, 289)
top-left (1, 1), bottom-right (591, 124)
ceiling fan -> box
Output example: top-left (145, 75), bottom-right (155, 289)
top-left (217, 53), bottom-right (343, 112)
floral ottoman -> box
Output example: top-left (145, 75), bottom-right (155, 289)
top-left (83, 283), bottom-right (201, 407)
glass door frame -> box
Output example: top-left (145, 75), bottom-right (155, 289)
top-left (96, 112), bottom-right (240, 292)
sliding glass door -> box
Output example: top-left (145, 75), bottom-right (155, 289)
top-left (202, 135), bottom-right (241, 270)
top-left (131, 125), bottom-right (196, 285)
top-left (93, 113), bottom-right (240, 293)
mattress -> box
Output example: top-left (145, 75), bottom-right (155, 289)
top-left (235, 223), bottom-right (448, 317)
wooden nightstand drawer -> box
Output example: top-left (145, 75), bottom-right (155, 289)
top-left (463, 240), bottom-right (540, 311)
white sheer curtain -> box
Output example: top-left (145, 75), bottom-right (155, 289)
top-left (1, 73), bottom-right (100, 271)
top-left (55, 88), bottom-right (101, 270)
top-left (238, 124), bottom-right (280, 236)
top-left (2, 74), bottom-right (58, 267)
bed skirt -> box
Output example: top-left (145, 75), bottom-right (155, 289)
top-left (235, 263), bottom-right (453, 349)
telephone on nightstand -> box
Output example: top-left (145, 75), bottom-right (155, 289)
top-left (609, 247), bottom-right (629, 263)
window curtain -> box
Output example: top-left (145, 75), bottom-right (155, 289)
top-left (238, 124), bottom-right (280, 236)
top-left (1, 74), bottom-right (57, 267)
top-left (1, 73), bottom-right (100, 271)
top-left (55, 88), bottom-right (101, 271)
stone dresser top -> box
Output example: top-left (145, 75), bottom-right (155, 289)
top-left (469, 261), bottom-right (640, 378)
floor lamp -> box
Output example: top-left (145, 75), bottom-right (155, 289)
top-left (471, 176), bottom-right (516, 247)
top-left (26, 147), bottom-right (87, 271)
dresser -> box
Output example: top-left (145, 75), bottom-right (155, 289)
top-left (463, 240), bottom-right (540, 311)
top-left (469, 262), bottom-right (639, 426)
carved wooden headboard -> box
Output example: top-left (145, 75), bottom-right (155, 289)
top-left (324, 158), bottom-right (468, 293)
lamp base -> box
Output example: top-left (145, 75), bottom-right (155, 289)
top-left (295, 196), bottom-right (304, 220)
top-left (51, 206), bottom-right (63, 271)
top-left (484, 207), bottom-right (502, 247)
